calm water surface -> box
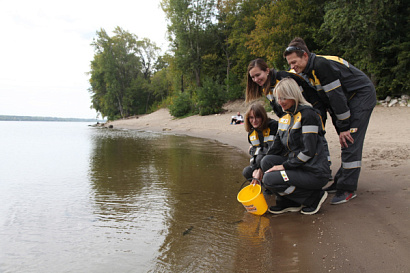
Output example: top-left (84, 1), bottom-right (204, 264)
top-left (0, 121), bottom-right (287, 272)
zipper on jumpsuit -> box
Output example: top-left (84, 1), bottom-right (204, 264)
top-left (285, 112), bottom-right (294, 157)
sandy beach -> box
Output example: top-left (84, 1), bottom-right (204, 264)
top-left (105, 100), bottom-right (410, 272)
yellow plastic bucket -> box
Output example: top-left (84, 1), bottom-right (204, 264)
top-left (237, 184), bottom-right (268, 215)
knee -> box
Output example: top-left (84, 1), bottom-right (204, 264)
top-left (242, 166), bottom-right (252, 179)
top-left (260, 155), bottom-right (286, 172)
top-left (260, 157), bottom-right (271, 172)
top-left (262, 173), bottom-right (288, 192)
top-left (260, 157), bottom-right (275, 171)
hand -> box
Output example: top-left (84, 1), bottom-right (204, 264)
top-left (250, 179), bottom-right (260, 186)
top-left (251, 169), bottom-right (263, 185)
top-left (265, 165), bottom-right (284, 173)
top-left (339, 130), bottom-right (354, 148)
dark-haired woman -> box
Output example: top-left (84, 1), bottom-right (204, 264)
top-left (246, 58), bottom-right (327, 123)
top-left (242, 102), bottom-right (278, 183)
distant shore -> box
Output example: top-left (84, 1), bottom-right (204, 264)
top-left (0, 115), bottom-right (104, 122)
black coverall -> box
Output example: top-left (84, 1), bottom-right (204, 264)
top-left (301, 54), bottom-right (377, 191)
top-left (261, 104), bottom-right (330, 206)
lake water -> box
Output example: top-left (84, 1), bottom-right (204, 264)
top-left (0, 121), bottom-right (284, 272)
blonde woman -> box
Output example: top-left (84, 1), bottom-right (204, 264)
top-left (259, 78), bottom-right (330, 215)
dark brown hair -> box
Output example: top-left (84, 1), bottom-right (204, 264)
top-left (246, 58), bottom-right (271, 103)
top-left (244, 102), bottom-right (269, 132)
top-left (283, 37), bottom-right (310, 58)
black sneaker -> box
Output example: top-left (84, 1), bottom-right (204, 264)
top-left (268, 203), bottom-right (303, 214)
top-left (301, 191), bottom-right (328, 215)
top-left (331, 190), bottom-right (357, 205)
top-left (323, 182), bottom-right (337, 193)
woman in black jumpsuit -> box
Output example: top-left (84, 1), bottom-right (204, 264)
top-left (258, 78), bottom-right (330, 215)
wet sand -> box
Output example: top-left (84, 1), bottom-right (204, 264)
top-left (105, 101), bottom-right (410, 272)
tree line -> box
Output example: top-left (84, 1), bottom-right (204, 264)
top-left (88, 0), bottom-right (409, 120)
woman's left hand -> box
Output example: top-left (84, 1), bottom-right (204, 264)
top-left (265, 165), bottom-right (284, 173)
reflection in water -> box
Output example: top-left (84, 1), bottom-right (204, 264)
top-left (88, 129), bottom-right (252, 272)
top-left (86, 129), bottom-right (313, 272)
top-left (1, 123), bottom-right (323, 273)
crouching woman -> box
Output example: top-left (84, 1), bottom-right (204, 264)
top-left (259, 78), bottom-right (330, 215)
top-left (242, 102), bottom-right (278, 182)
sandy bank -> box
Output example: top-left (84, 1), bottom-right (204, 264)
top-left (105, 101), bottom-right (410, 272)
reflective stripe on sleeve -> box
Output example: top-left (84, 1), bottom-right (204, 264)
top-left (323, 79), bottom-right (341, 92)
top-left (315, 84), bottom-right (323, 91)
top-left (336, 110), bottom-right (351, 120)
top-left (297, 152), bottom-right (312, 162)
top-left (302, 125), bottom-right (318, 133)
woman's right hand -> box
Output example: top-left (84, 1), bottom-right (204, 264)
top-left (265, 164), bottom-right (284, 173)
top-left (251, 169), bottom-right (263, 185)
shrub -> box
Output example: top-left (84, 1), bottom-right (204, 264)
top-left (225, 73), bottom-right (245, 101)
top-left (168, 92), bottom-right (193, 117)
top-left (197, 77), bottom-right (226, 116)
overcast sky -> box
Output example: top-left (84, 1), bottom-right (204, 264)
top-left (0, 0), bottom-right (168, 119)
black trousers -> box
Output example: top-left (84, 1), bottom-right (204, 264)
top-left (242, 154), bottom-right (265, 180)
top-left (260, 155), bottom-right (328, 206)
top-left (334, 108), bottom-right (373, 191)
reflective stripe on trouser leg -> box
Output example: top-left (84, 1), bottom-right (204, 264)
top-left (262, 169), bottom-right (328, 206)
top-left (277, 186), bottom-right (295, 196)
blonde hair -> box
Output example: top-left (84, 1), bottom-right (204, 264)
top-left (274, 78), bottom-right (311, 113)
top-left (244, 102), bottom-right (269, 132)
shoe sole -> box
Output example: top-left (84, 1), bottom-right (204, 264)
top-left (301, 191), bottom-right (328, 215)
top-left (268, 206), bottom-right (303, 214)
top-left (330, 192), bottom-right (357, 205)
top-left (326, 189), bottom-right (337, 194)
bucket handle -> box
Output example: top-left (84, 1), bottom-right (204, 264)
top-left (239, 177), bottom-right (264, 192)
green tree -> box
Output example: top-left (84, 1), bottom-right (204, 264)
top-left (89, 27), bottom-right (142, 119)
top-left (161, 0), bottom-right (218, 88)
top-left (318, 0), bottom-right (409, 97)
top-left (247, 0), bottom-right (325, 69)
top-left (89, 27), bottom-right (162, 119)
top-left (217, 0), bottom-right (269, 78)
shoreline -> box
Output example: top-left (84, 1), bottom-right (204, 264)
top-left (105, 102), bottom-right (410, 271)
top-left (104, 100), bottom-right (253, 154)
